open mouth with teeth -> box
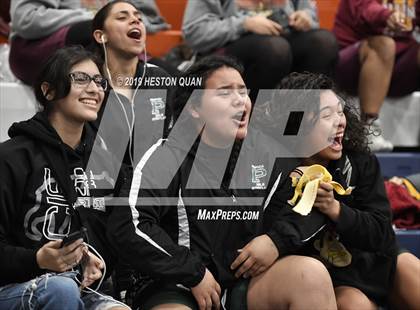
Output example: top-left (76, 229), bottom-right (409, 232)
top-left (127, 29), bottom-right (142, 40)
top-left (328, 134), bottom-right (344, 151)
top-left (80, 98), bottom-right (98, 108)
top-left (231, 111), bottom-right (247, 126)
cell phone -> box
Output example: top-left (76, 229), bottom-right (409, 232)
top-left (267, 9), bottom-right (293, 36)
top-left (61, 227), bottom-right (87, 247)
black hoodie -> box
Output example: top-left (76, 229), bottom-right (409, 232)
top-left (0, 112), bottom-right (120, 286)
top-left (92, 62), bottom-right (174, 169)
top-left (264, 150), bottom-right (398, 305)
top-left (107, 118), bottom-right (297, 290)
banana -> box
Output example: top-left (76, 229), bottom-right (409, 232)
top-left (288, 164), bottom-right (353, 216)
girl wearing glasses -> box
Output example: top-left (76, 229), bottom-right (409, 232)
top-left (0, 46), bottom-right (128, 310)
top-left (261, 72), bottom-right (420, 310)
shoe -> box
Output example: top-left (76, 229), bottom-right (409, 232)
top-left (366, 119), bottom-right (393, 152)
top-left (314, 231), bottom-right (352, 267)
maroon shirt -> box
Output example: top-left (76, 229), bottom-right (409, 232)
top-left (333, 0), bottom-right (420, 49)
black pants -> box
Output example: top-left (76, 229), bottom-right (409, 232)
top-left (223, 29), bottom-right (338, 102)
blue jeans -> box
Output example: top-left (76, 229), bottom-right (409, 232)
top-left (0, 271), bottom-right (127, 310)
top-left (0, 271), bottom-right (83, 310)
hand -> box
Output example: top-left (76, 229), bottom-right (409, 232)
top-left (191, 268), bottom-right (221, 310)
top-left (243, 15), bottom-right (283, 36)
top-left (230, 234), bottom-right (279, 278)
top-left (289, 10), bottom-right (312, 31)
top-left (81, 251), bottom-right (104, 288)
top-left (36, 239), bottom-right (86, 272)
top-left (386, 11), bottom-right (411, 32)
top-left (313, 182), bottom-right (341, 221)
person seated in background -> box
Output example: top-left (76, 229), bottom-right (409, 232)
top-left (259, 71), bottom-right (420, 310)
top-left (0, 0), bottom-right (10, 40)
top-left (182, 0), bottom-right (338, 102)
top-left (0, 46), bottom-right (128, 310)
top-left (9, 0), bottom-right (96, 85)
top-left (8, 0), bottom-right (174, 85)
top-left (333, 0), bottom-right (420, 152)
top-left (107, 55), bottom-right (337, 310)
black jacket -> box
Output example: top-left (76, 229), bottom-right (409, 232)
top-left (92, 62), bottom-right (174, 169)
top-left (264, 150), bottom-right (398, 305)
top-left (0, 112), bottom-right (120, 286)
top-left (108, 119), bottom-right (295, 289)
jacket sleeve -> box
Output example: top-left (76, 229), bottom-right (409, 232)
top-left (107, 152), bottom-right (206, 288)
top-left (10, 0), bottom-right (92, 39)
top-left (348, 0), bottom-right (392, 31)
top-left (335, 154), bottom-right (395, 252)
top-left (264, 177), bottom-right (328, 256)
top-left (182, 0), bottom-right (247, 53)
top-left (0, 155), bottom-right (43, 285)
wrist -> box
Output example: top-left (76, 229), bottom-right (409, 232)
top-left (328, 200), bottom-right (341, 222)
top-left (36, 248), bottom-right (45, 269)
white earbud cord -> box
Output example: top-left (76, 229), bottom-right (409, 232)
top-left (102, 40), bottom-right (147, 168)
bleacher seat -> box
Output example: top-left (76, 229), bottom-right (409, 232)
top-left (146, 0), bottom-right (187, 57)
top-left (395, 229), bottom-right (420, 258)
top-left (0, 82), bottom-right (36, 142)
top-left (377, 152), bottom-right (420, 178)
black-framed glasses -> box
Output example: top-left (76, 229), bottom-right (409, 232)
top-left (69, 71), bottom-right (108, 91)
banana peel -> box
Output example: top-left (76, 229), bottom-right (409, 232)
top-left (288, 164), bottom-right (353, 216)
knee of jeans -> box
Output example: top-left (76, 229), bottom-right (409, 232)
top-left (44, 276), bottom-right (79, 299)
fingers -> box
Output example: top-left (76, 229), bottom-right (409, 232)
top-left (62, 238), bottom-right (84, 253)
top-left (46, 240), bottom-right (64, 249)
top-left (211, 290), bottom-right (221, 310)
top-left (269, 21), bottom-right (282, 35)
top-left (197, 296), bottom-right (212, 310)
top-left (235, 256), bottom-right (255, 278)
top-left (289, 11), bottom-right (311, 31)
top-left (83, 268), bottom-right (102, 287)
top-left (61, 246), bottom-right (85, 268)
top-left (248, 262), bottom-right (261, 277)
top-left (230, 249), bottom-right (247, 270)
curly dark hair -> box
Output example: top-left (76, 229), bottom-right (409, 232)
top-left (254, 72), bottom-right (370, 154)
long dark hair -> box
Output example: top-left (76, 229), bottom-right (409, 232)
top-left (254, 72), bottom-right (370, 153)
top-left (33, 46), bottom-right (101, 113)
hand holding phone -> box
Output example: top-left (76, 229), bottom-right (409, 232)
top-left (61, 227), bottom-right (87, 248)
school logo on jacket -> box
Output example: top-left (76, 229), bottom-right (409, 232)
top-left (251, 164), bottom-right (267, 190)
top-left (24, 167), bottom-right (108, 241)
top-left (150, 97), bottom-right (166, 121)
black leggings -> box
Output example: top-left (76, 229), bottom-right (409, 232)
top-left (223, 29), bottom-right (338, 102)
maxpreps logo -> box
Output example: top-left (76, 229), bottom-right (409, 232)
top-left (150, 97), bottom-right (166, 121)
top-left (197, 209), bottom-right (260, 221)
top-left (251, 164), bottom-right (267, 190)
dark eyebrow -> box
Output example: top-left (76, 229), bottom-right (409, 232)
top-left (116, 10), bottom-right (141, 16)
top-left (216, 85), bottom-right (247, 90)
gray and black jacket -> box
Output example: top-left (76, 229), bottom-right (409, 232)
top-left (107, 119), bottom-right (296, 290)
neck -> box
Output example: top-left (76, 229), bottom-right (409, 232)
top-left (303, 156), bottom-right (329, 167)
top-left (48, 112), bottom-right (84, 149)
top-left (104, 49), bottom-right (139, 87)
